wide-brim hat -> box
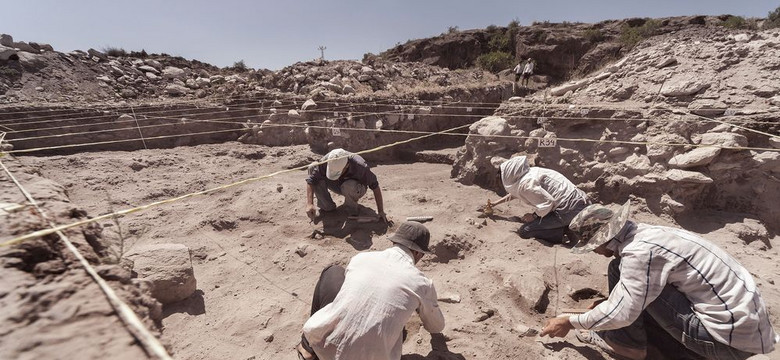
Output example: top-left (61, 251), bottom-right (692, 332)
top-left (325, 149), bottom-right (350, 180)
top-left (389, 221), bottom-right (432, 254)
top-left (570, 200), bottom-right (631, 254)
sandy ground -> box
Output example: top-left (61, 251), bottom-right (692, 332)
top-left (20, 142), bottom-right (780, 360)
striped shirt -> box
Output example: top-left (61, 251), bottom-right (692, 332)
top-left (569, 222), bottom-right (777, 354)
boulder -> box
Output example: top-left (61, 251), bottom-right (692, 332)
top-left (661, 76), bottom-right (707, 96)
top-left (209, 75), bottom-right (225, 84)
top-left (126, 243), bottom-right (197, 304)
top-left (752, 151), bottom-right (780, 172)
top-left (146, 72), bottom-right (160, 81)
top-left (163, 66), bottom-right (187, 80)
top-left (504, 270), bottom-right (549, 313)
top-left (468, 116), bottom-right (510, 136)
top-left (87, 48), bottom-right (107, 61)
top-left (165, 84), bottom-right (190, 97)
top-left (769, 96), bottom-right (780, 106)
top-left (342, 84), bottom-right (356, 94)
top-left (13, 41), bottom-right (37, 53)
top-left (137, 65), bottom-right (160, 74)
top-left (144, 59), bottom-right (163, 70)
top-left (665, 169), bottom-right (713, 184)
top-left (733, 34), bottom-right (750, 42)
top-left (655, 57), bottom-right (677, 68)
top-left (550, 79), bottom-right (589, 96)
top-left (688, 100), bottom-right (727, 117)
top-left (0, 34), bottom-right (12, 47)
top-left (301, 99), bottom-right (317, 111)
top-left (0, 47), bottom-right (17, 61)
top-left (185, 78), bottom-right (199, 89)
top-left (668, 147), bottom-right (721, 168)
top-left (699, 133), bottom-right (748, 148)
top-left (769, 137), bottom-right (780, 149)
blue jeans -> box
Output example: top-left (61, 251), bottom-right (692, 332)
top-left (603, 259), bottom-right (754, 360)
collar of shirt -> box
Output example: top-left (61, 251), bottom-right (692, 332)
top-left (389, 245), bottom-right (415, 265)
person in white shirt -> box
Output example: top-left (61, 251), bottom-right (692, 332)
top-left (297, 221), bottom-right (445, 360)
top-left (540, 200), bottom-right (778, 360)
top-left (488, 156), bottom-right (590, 244)
top-left (521, 58), bottom-right (534, 87)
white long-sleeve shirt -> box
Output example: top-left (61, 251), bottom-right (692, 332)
top-left (510, 167), bottom-right (588, 217)
top-left (570, 222), bottom-right (777, 354)
top-left (303, 246), bottom-right (445, 360)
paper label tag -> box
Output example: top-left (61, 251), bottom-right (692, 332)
top-left (580, 109), bottom-right (590, 115)
top-left (724, 109), bottom-right (737, 116)
top-left (332, 127), bottom-right (341, 136)
top-left (408, 114), bottom-right (415, 120)
top-left (466, 107), bottom-right (473, 112)
top-left (538, 137), bottom-right (557, 148)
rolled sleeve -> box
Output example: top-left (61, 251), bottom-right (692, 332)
top-left (418, 281), bottom-right (445, 333)
top-left (306, 163), bottom-right (326, 186)
top-left (518, 177), bottom-right (556, 217)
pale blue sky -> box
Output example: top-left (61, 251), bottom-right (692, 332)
top-left (3, 1), bottom-right (777, 70)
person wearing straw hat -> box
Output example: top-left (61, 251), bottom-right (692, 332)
top-left (297, 221), bottom-right (445, 360)
top-left (539, 200), bottom-right (778, 360)
top-left (488, 155), bottom-right (590, 244)
top-left (305, 148), bottom-right (387, 223)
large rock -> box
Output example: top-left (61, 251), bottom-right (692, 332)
top-left (665, 169), bottom-right (713, 184)
top-left (660, 76), bottom-right (707, 96)
top-left (668, 147), bottom-right (721, 168)
top-left (301, 99), bottom-right (317, 111)
top-left (469, 116), bottom-right (510, 136)
top-left (550, 79), bottom-right (589, 96)
top-left (0, 46), bottom-right (17, 61)
top-left (504, 270), bottom-right (549, 313)
top-left (165, 84), bottom-right (190, 97)
top-left (688, 100), bottom-right (727, 117)
top-left (137, 65), bottom-right (160, 74)
top-left (162, 66), bottom-right (187, 80)
top-left (699, 133), bottom-right (748, 148)
top-left (126, 243), bottom-right (197, 304)
top-left (0, 34), bottom-right (12, 47)
top-left (87, 48), bottom-right (107, 61)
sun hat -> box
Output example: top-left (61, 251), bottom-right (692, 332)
top-left (570, 200), bottom-right (631, 254)
top-left (500, 156), bottom-right (530, 197)
top-left (388, 221), bottom-right (432, 254)
top-left (325, 148), bottom-right (350, 180)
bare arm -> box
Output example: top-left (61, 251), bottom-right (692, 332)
top-left (490, 194), bottom-right (513, 206)
top-left (372, 187), bottom-right (387, 222)
top-left (306, 183), bottom-right (316, 220)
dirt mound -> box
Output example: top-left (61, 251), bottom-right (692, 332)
top-left (0, 156), bottom-right (162, 360)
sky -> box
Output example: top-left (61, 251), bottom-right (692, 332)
top-left (3, 0), bottom-right (778, 70)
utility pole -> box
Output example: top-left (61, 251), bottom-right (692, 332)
top-left (318, 45), bottom-right (327, 60)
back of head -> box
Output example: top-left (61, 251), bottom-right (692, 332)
top-left (500, 156), bottom-right (530, 195)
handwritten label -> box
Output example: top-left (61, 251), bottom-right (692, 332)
top-left (333, 112), bottom-right (339, 117)
top-left (538, 137), bottom-right (557, 148)
top-left (724, 109), bottom-right (737, 116)
top-left (580, 109), bottom-right (590, 116)
top-left (332, 127), bottom-right (341, 136)
top-left (466, 107), bottom-right (473, 112)
top-left (408, 114), bottom-right (415, 120)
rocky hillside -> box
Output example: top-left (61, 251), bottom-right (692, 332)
top-left (0, 34), bottom-right (502, 107)
top-left (452, 25), bottom-right (780, 232)
top-left (379, 15), bottom-right (763, 82)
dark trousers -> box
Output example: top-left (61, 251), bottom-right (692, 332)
top-left (518, 198), bottom-right (588, 244)
top-left (300, 265), bottom-right (346, 357)
top-left (602, 259), bottom-right (754, 360)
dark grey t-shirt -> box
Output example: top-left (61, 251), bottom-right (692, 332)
top-left (306, 154), bottom-right (379, 190)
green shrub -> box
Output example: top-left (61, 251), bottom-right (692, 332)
top-left (102, 46), bottom-right (127, 57)
top-left (584, 28), bottom-right (605, 42)
top-left (476, 51), bottom-right (514, 73)
top-left (721, 16), bottom-right (757, 29)
top-left (619, 19), bottom-right (661, 48)
top-left (486, 24), bottom-right (499, 32)
top-left (764, 5), bottom-right (780, 29)
top-left (447, 26), bottom-right (459, 34)
top-left (488, 32), bottom-right (511, 52)
top-left (231, 60), bottom-right (248, 71)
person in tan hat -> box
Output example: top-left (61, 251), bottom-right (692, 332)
top-left (540, 200), bottom-right (777, 360)
top-left (297, 222), bottom-right (445, 360)
top-left (305, 148), bottom-right (388, 222)
top-left (488, 155), bottom-right (590, 244)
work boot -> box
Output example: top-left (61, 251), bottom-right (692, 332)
top-left (576, 330), bottom-right (647, 360)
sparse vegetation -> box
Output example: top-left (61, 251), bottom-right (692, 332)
top-left (447, 26), bottom-right (459, 34)
top-left (102, 46), bottom-right (128, 57)
top-left (584, 28), bottom-right (605, 43)
top-left (476, 51), bottom-right (513, 72)
top-left (0, 66), bottom-right (20, 78)
top-left (721, 15), bottom-right (759, 30)
top-left (231, 60), bottom-right (248, 71)
top-left (763, 5), bottom-right (780, 29)
top-left (619, 19), bottom-right (661, 48)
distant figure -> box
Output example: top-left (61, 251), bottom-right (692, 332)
top-left (488, 156), bottom-right (589, 244)
top-left (540, 200), bottom-right (778, 360)
top-left (513, 61), bottom-right (523, 84)
top-left (297, 222), bottom-right (445, 360)
top-left (521, 58), bottom-right (534, 87)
